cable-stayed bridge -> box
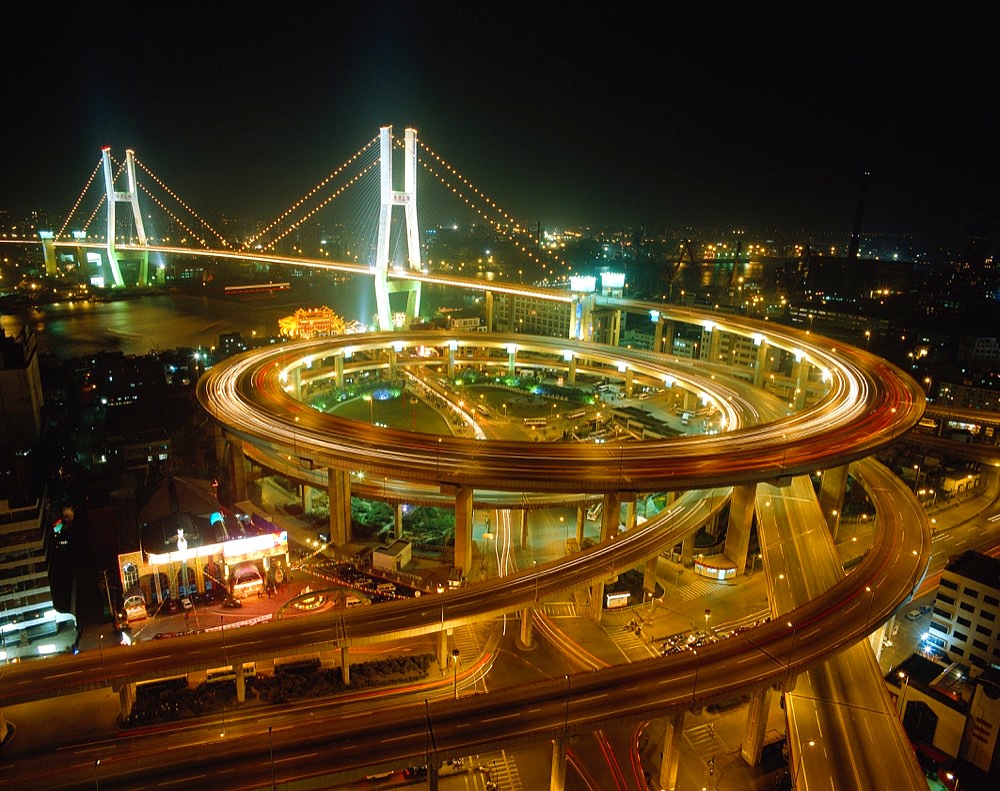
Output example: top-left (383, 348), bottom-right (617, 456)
top-left (20, 125), bottom-right (575, 332)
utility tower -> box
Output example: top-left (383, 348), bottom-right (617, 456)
top-left (101, 147), bottom-right (149, 288)
top-left (373, 126), bottom-right (423, 331)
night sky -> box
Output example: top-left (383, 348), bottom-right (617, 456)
top-left (5, 5), bottom-right (997, 242)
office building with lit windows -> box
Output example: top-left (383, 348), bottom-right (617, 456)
top-left (926, 551), bottom-right (1000, 671)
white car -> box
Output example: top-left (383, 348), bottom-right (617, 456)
top-left (905, 608), bottom-right (921, 621)
top-left (180, 597), bottom-right (194, 612)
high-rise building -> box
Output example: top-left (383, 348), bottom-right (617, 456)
top-left (0, 323), bottom-right (77, 661)
top-left (927, 551), bottom-right (1000, 671)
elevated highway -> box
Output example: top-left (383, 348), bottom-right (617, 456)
top-left (0, 304), bottom-right (936, 790)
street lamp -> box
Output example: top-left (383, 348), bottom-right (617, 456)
top-left (97, 633), bottom-right (106, 678)
top-left (791, 739), bottom-right (815, 788)
top-left (451, 648), bottom-right (460, 699)
top-left (704, 608), bottom-right (711, 632)
top-left (945, 771), bottom-right (960, 791)
top-left (268, 725), bottom-right (276, 790)
top-left (912, 464), bottom-right (921, 494)
top-left (94, 758), bottom-right (101, 790)
top-left (364, 394), bottom-right (373, 424)
top-left (898, 670), bottom-right (910, 717)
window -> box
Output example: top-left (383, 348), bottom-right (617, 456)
top-left (982, 611), bottom-right (996, 622)
top-left (963, 587), bottom-right (980, 598)
top-left (973, 639), bottom-right (987, 651)
top-left (960, 602), bottom-right (975, 613)
top-left (958, 616), bottom-right (972, 627)
top-left (933, 607), bottom-right (953, 619)
top-left (950, 646), bottom-right (965, 657)
top-left (954, 631), bottom-right (968, 642)
top-left (984, 594), bottom-right (999, 607)
top-left (975, 625), bottom-right (992, 637)
top-left (929, 621), bottom-right (950, 635)
top-left (941, 578), bottom-right (958, 591)
top-left (939, 594), bottom-right (955, 606)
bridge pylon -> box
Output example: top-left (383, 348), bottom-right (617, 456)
top-left (373, 126), bottom-right (422, 331)
top-left (101, 147), bottom-right (149, 288)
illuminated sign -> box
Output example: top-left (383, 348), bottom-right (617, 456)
top-left (570, 276), bottom-right (596, 293)
top-left (601, 272), bottom-right (625, 289)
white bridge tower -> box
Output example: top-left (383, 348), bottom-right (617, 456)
top-left (101, 147), bottom-right (149, 288)
top-left (373, 125), bottom-right (422, 331)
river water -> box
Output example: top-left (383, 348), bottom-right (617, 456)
top-left (0, 262), bottom-right (763, 360)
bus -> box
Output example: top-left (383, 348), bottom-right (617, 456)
top-left (566, 408), bottom-right (586, 420)
top-left (206, 662), bottom-right (257, 684)
top-left (524, 417), bottom-right (548, 428)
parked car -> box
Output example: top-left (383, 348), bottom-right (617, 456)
top-left (905, 608), bottom-right (922, 621)
top-left (180, 597), bottom-right (194, 612)
top-left (221, 597), bottom-right (243, 609)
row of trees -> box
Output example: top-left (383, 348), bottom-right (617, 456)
top-left (123, 653), bottom-right (435, 727)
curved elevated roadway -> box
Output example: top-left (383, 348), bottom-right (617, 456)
top-left (0, 308), bottom-right (932, 790)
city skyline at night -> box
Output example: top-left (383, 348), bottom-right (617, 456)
top-left (3, 5), bottom-right (997, 246)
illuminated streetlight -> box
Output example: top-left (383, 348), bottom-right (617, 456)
top-left (364, 394), bottom-right (373, 424)
top-left (704, 608), bottom-right (711, 631)
top-left (791, 739), bottom-right (816, 788)
top-left (94, 758), bottom-right (101, 790)
top-left (452, 648), bottom-right (460, 699)
top-left (897, 671), bottom-right (910, 717)
top-left (97, 633), bottom-right (106, 678)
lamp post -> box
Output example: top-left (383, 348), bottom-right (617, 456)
top-left (791, 739), bottom-right (815, 788)
top-left (704, 608), bottom-right (711, 632)
top-left (268, 725), bottom-right (276, 790)
top-left (94, 758), bottom-right (101, 790)
top-left (690, 648), bottom-right (700, 707)
top-left (897, 670), bottom-right (910, 717)
top-left (97, 633), bottom-right (106, 678)
top-left (912, 464), bottom-right (921, 494)
top-left (451, 648), bottom-right (460, 700)
top-left (364, 394), bottom-right (373, 424)
top-left (945, 771), bottom-right (960, 791)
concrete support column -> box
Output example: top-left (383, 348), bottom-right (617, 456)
top-left (227, 435), bottom-right (248, 503)
top-left (235, 662), bottom-right (246, 703)
top-left (600, 492), bottom-right (621, 541)
top-left (520, 606), bottom-right (534, 648)
top-left (567, 356), bottom-right (577, 386)
top-left (327, 468), bottom-right (352, 546)
top-left (653, 318), bottom-right (665, 353)
top-left (624, 368), bottom-right (635, 398)
top-left (507, 348), bottom-right (516, 376)
top-left (341, 646), bottom-right (350, 686)
top-left (453, 486), bottom-right (474, 575)
top-left (292, 366), bottom-right (302, 401)
top-left (575, 506), bottom-right (585, 544)
top-left (662, 319), bottom-right (675, 354)
top-left (723, 483), bottom-right (757, 572)
top-left (427, 760), bottom-right (440, 791)
top-left (740, 687), bottom-right (772, 766)
top-left (794, 358), bottom-right (810, 409)
top-left (394, 503), bottom-right (404, 539)
top-left (437, 630), bottom-right (449, 674)
top-left (681, 534), bottom-right (696, 567)
top-left (302, 484), bottom-right (313, 514)
top-left (609, 308), bottom-right (622, 346)
top-left (213, 423), bottom-right (225, 469)
top-left (119, 682), bottom-right (136, 721)
top-left (643, 556), bottom-right (658, 594)
top-left (447, 344), bottom-right (456, 379)
top-left (753, 340), bottom-right (770, 388)
top-left (588, 582), bottom-right (604, 621)
top-left (550, 735), bottom-right (568, 791)
top-left (519, 509), bottom-right (528, 548)
top-left (708, 328), bottom-right (721, 363)
top-left (818, 464), bottom-right (849, 538)
top-left (389, 346), bottom-right (398, 379)
top-left (624, 499), bottom-right (636, 531)
top-left (335, 353), bottom-right (344, 392)
top-left (657, 710), bottom-right (685, 791)
top-left (484, 290), bottom-right (494, 332)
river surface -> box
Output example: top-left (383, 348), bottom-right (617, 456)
top-left (0, 262), bottom-right (767, 360)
